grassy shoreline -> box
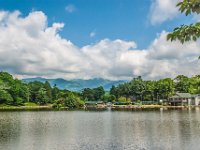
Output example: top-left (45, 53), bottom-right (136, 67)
top-left (0, 105), bottom-right (54, 111)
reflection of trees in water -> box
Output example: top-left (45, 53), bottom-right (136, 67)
top-left (0, 114), bottom-right (21, 145)
top-left (177, 110), bottom-right (192, 146)
top-left (177, 109), bottom-right (200, 149)
top-left (0, 111), bottom-right (200, 150)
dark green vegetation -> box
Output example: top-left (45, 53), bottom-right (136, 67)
top-left (0, 72), bottom-right (200, 109)
top-left (0, 72), bottom-right (107, 109)
top-left (109, 75), bottom-right (200, 104)
top-left (0, 72), bottom-right (84, 109)
top-left (167, 0), bottom-right (200, 44)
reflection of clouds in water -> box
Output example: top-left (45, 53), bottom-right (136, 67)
top-left (0, 110), bottom-right (200, 150)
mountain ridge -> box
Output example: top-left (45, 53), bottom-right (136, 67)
top-left (22, 77), bottom-right (126, 91)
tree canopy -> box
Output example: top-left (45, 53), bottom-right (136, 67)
top-left (0, 71), bottom-right (199, 107)
top-left (167, 0), bottom-right (200, 44)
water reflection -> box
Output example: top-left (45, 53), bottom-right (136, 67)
top-left (0, 112), bottom-right (21, 146)
top-left (0, 110), bottom-right (200, 150)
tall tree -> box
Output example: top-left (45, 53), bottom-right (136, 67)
top-left (36, 87), bottom-right (48, 105)
top-left (93, 86), bottom-right (105, 101)
top-left (129, 76), bottom-right (145, 101)
top-left (143, 81), bottom-right (156, 101)
top-left (174, 75), bottom-right (190, 93)
top-left (110, 85), bottom-right (120, 99)
top-left (81, 88), bottom-right (94, 101)
top-left (0, 90), bottom-right (13, 104)
top-left (28, 81), bottom-right (44, 103)
top-left (189, 75), bottom-right (200, 94)
top-left (156, 78), bottom-right (174, 100)
top-left (52, 84), bottom-right (59, 100)
top-left (43, 81), bottom-right (52, 103)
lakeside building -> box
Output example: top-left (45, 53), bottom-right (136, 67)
top-left (169, 93), bottom-right (200, 106)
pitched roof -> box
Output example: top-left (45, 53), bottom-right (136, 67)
top-left (176, 93), bottom-right (191, 98)
top-left (171, 93), bottom-right (192, 98)
top-left (192, 94), bottom-right (200, 97)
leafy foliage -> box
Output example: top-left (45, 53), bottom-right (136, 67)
top-left (177, 0), bottom-right (200, 15)
top-left (110, 75), bottom-right (199, 102)
top-left (0, 89), bottom-right (13, 104)
top-left (167, 23), bottom-right (200, 43)
top-left (0, 71), bottom-right (85, 108)
top-left (167, 0), bottom-right (200, 43)
top-left (0, 71), bottom-right (200, 107)
top-left (81, 86), bottom-right (105, 101)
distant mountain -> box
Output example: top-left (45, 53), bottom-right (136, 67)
top-left (22, 77), bottom-right (126, 91)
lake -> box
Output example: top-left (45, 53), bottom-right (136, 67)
top-left (0, 109), bottom-right (200, 150)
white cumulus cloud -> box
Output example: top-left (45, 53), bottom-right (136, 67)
top-left (150, 0), bottom-right (180, 25)
top-left (0, 10), bottom-right (199, 80)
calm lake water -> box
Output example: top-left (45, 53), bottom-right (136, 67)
top-left (0, 109), bottom-right (200, 150)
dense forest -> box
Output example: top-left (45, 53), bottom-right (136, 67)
top-left (0, 72), bottom-right (199, 108)
top-left (110, 75), bottom-right (200, 104)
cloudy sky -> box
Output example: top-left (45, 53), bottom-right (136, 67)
top-left (0, 0), bottom-right (199, 80)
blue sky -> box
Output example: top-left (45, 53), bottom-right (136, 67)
top-left (0, 0), bottom-right (199, 80)
top-left (0, 0), bottom-right (193, 49)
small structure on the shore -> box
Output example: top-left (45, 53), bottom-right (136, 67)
top-left (85, 101), bottom-right (104, 106)
top-left (169, 93), bottom-right (200, 106)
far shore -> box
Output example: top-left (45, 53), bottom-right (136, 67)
top-left (0, 104), bottom-right (199, 111)
top-left (111, 104), bottom-right (200, 111)
top-left (0, 105), bottom-right (54, 111)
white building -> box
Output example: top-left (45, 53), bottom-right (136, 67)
top-left (191, 94), bottom-right (200, 106)
top-left (169, 93), bottom-right (200, 106)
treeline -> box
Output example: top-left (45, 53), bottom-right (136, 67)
top-left (0, 72), bottom-right (106, 108)
top-left (109, 75), bottom-right (200, 103)
top-left (0, 72), bottom-right (200, 108)
top-left (0, 72), bottom-right (84, 108)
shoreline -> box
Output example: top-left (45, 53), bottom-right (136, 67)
top-left (0, 106), bottom-right (55, 111)
top-left (0, 105), bottom-right (199, 111)
top-left (111, 105), bottom-right (200, 111)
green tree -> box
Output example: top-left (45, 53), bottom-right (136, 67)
top-left (9, 79), bottom-right (29, 105)
top-left (43, 81), bottom-right (52, 103)
top-left (28, 81), bottom-right (44, 103)
top-left (156, 78), bottom-right (174, 100)
top-left (52, 84), bottom-right (60, 101)
top-left (129, 76), bottom-right (145, 101)
top-left (118, 83), bottom-right (130, 100)
top-left (81, 88), bottom-right (95, 101)
top-left (93, 86), bottom-right (105, 100)
top-left (110, 85), bottom-right (120, 99)
top-left (0, 72), bottom-right (14, 85)
top-left (36, 87), bottom-right (48, 105)
top-left (118, 96), bottom-right (127, 102)
top-left (102, 92), bottom-right (116, 102)
top-left (167, 0), bottom-right (200, 44)
top-left (174, 75), bottom-right (190, 93)
top-left (143, 80), bottom-right (156, 101)
top-left (64, 93), bottom-right (84, 108)
top-left (189, 75), bottom-right (200, 94)
top-left (0, 90), bottom-right (13, 104)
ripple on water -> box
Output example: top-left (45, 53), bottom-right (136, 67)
top-left (0, 110), bottom-right (200, 150)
